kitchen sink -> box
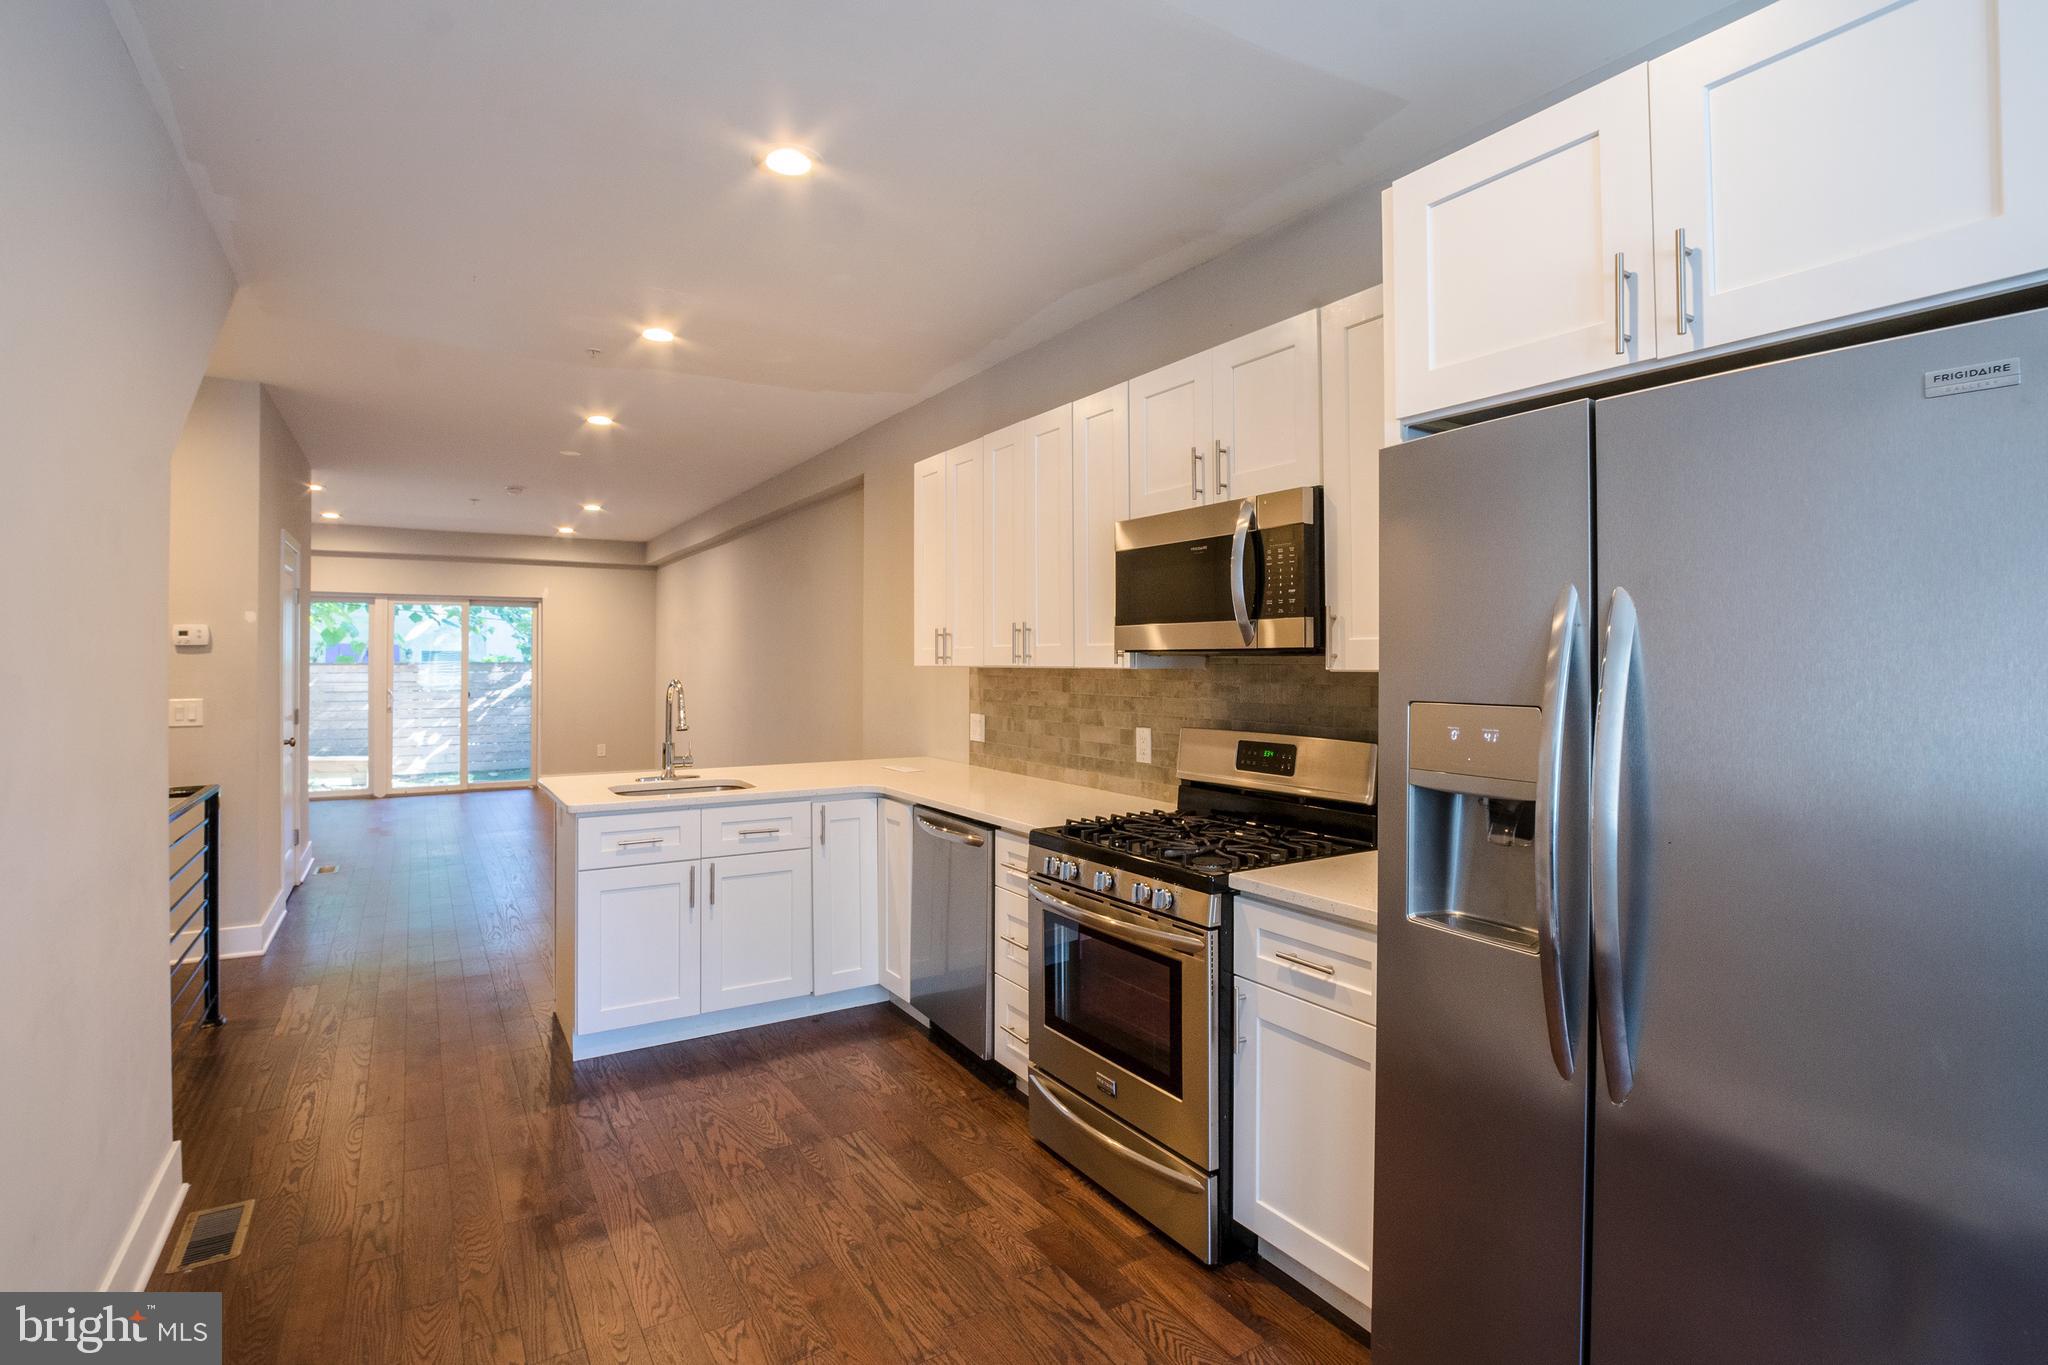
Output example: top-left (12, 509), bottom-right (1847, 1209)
top-left (606, 775), bottom-right (755, 795)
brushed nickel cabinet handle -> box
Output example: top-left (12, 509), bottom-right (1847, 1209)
top-left (1000, 935), bottom-right (1030, 952)
top-left (1675, 227), bottom-right (1699, 336)
top-left (1215, 438), bottom-right (1229, 493)
top-left (1274, 950), bottom-right (1337, 976)
top-left (1000, 1025), bottom-right (1030, 1047)
top-left (1614, 251), bottom-right (1637, 355)
top-left (735, 826), bottom-right (779, 838)
top-left (615, 837), bottom-right (664, 849)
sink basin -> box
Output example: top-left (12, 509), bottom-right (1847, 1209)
top-left (607, 775), bottom-right (755, 795)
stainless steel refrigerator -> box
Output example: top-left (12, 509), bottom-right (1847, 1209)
top-left (1375, 307), bottom-right (2048, 1364)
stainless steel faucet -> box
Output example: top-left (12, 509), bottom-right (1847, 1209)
top-left (660, 679), bottom-right (693, 777)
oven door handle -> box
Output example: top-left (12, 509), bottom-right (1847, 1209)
top-left (1229, 499), bottom-right (1257, 647)
top-left (1029, 883), bottom-right (1206, 955)
top-left (1028, 1072), bottom-right (1205, 1193)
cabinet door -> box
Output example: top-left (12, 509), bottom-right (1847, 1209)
top-left (1211, 310), bottom-right (1320, 499)
top-left (1390, 65), bottom-right (1655, 420)
top-left (812, 799), bottom-right (878, 994)
top-left (1650, 0), bottom-right (2048, 357)
top-left (576, 862), bottom-right (700, 1032)
top-left (1233, 979), bottom-right (1375, 1309)
top-left (1019, 403), bottom-right (1074, 668)
top-left (1319, 290), bottom-right (1385, 673)
top-left (702, 849), bottom-right (813, 1011)
top-left (878, 799), bottom-right (912, 999)
top-left (1128, 351), bottom-right (1212, 516)
top-left (978, 423), bottom-right (1024, 667)
top-left (912, 453), bottom-right (946, 667)
top-left (944, 440), bottom-right (984, 667)
top-left (1071, 383), bottom-right (1129, 669)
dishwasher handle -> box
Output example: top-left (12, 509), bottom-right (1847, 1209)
top-left (912, 807), bottom-right (988, 847)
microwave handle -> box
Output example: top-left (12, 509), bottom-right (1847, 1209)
top-left (1229, 499), bottom-right (1256, 646)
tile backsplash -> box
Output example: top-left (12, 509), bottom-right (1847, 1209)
top-left (970, 658), bottom-right (1378, 804)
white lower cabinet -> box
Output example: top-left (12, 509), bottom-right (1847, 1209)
top-left (1233, 978), bottom-right (1375, 1312)
top-left (994, 973), bottom-right (1031, 1084)
top-left (878, 799), bottom-right (912, 999)
top-left (813, 798), bottom-right (879, 994)
top-left (702, 847), bottom-right (814, 1012)
top-left (576, 861), bottom-right (701, 1031)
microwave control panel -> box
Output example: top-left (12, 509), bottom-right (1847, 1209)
top-left (1255, 521), bottom-right (1318, 622)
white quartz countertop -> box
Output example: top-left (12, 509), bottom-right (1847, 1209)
top-left (1231, 851), bottom-right (1379, 931)
top-left (538, 756), bottom-right (1149, 835)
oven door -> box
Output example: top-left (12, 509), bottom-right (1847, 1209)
top-left (1027, 879), bottom-right (1217, 1166)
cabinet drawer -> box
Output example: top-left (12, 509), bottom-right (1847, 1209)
top-left (994, 886), bottom-right (1031, 988)
top-left (577, 809), bottom-right (702, 870)
top-left (702, 801), bottom-right (814, 856)
top-left (1235, 897), bottom-right (1376, 1024)
top-left (995, 831), bottom-right (1032, 894)
top-left (994, 973), bottom-right (1031, 1081)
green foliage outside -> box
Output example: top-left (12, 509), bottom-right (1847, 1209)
top-left (309, 599), bottom-right (534, 664)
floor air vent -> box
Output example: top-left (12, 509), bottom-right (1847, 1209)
top-left (315, 865), bottom-right (337, 874)
top-left (166, 1199), bottom-right (254, 1272)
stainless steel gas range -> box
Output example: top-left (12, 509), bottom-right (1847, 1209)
top-left (1025, 728), bottom-right (1377, 1262)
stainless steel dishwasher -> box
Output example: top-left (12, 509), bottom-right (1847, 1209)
top-left (908, 806), bottom-right (994, 1059)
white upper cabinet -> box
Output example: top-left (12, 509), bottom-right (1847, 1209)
top-left (1319, 288), bottom-right (1385, 673)
top-left (1390, 66), bottom-right (1656, 420)
top-left (1128, 351), bottom-right (1213, 517)
top-left (943, 440), bottom-right (984, 667)
top-left (1211, 310), bottom-right (1322, 501)
top-left (878, 799), bottom-right (912, 1000)
top-left (702, 848), bottom-right (813, 1012)
top-left (981, 406), bottom-right (1074, 668)
top-left (1649, 0), bottom-right (2048, 356)
top-left (1071, 383), bottom-right (1129, 670)
top-left (912, 453), bottom-right (947, 668)
top-left (812, 799), bottom-right (878, 995)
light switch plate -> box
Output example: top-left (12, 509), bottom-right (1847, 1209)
top-left (168, 698), bottom-right (204, 728)
top-left (1135, 727), bottom-right (1152, 764)
top-left (596, 743), bottom-right (607, 757)
top-left (969, 713), bottom-right (986, 743)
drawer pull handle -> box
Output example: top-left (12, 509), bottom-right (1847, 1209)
top-left (1000, 1025), bottom-right (1030, 1046)
top-left (1274, 950), bottom-right (1337, 976)
top-left (615, 837), bottom-right (665, 849)
top-left (999, 935), bottom-right (1030, 953)
top-left (734, 826), bottom-right (780, 837)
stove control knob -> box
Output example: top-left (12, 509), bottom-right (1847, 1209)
top-left (1152, 887), bottom-right (1176, 913)
top-left (1130, 882), bottom-right (1153, 907)
top-left (1093, 870), bottom-right (1116, 894)
top-left (1060, 860), bottom-right (1079, 882)
top-left (1041, 854), bottom-right (1057, 877)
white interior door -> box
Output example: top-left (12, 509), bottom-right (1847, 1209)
top-left (1650, 0), bottom-right (2048, 356)
top-left (1128, 351), bottom-right (1212, 516)
top-left (1319, 289), bottom-right (1386, 673)
top-left (1211, 310), bottom-right (1321, 499)
top-left (1020, 403), bottom-right (1074, 667)
top-left (279, 533), bottom-right (303, 886)
top-left (1391, 64), bottom-right (1656, 420)
top-left (1071, 383), bottom-right (1129, 669)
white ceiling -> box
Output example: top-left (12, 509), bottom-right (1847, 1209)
top-left (119, 0), bottom-right (1740, 541)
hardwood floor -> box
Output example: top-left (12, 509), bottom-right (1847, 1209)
top-left (155, 790), bottom-right (1370, 1364)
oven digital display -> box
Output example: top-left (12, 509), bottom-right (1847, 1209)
top-left (1236, 740), bottom-right (1297, 776)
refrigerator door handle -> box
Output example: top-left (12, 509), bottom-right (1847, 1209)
top-left (1229, 499), bottom-right (1256, 646)
top-left (1592, 586), bottom-right (1641, 1102)
top-left (1534, 583), bottom-right (1581, 1080)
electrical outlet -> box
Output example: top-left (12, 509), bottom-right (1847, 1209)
top-left (596, 743), bottom-right (607, 757)
top-left (168, 698), bottom-right (204, 728)
top-left (969, 713), bottom-right (986, 743)
top-left (1135, 727), bottom-right (1152, 764)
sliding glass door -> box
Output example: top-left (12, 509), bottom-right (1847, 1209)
top-left (309, 595), bottom-right (538, 796)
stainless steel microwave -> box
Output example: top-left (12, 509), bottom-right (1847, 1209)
top-left (1114, 487), bottom-right (1323, 653)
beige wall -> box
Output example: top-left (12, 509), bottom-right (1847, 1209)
top-left (0, 1), bottom-right (236, 1289)
top-left (168, 380), bottom-right (314, 942)
top-left (646, 182), bottom-right (1384, 764)
top-left (654, 486), bottom-right (866, 766)
top-left (309, 541), bottom-right (658, 776)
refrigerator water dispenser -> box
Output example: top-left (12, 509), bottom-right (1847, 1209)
top-left (1406, 701), bottom-right (1549, 953)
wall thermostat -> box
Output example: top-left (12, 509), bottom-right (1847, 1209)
top-left (172, 623), bottom-right (211, 648)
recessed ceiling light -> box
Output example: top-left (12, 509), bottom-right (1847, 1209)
top-left (640, 327), bottom-right (675, 343)
top-left (307, 482), bottom-right (324, 492)
top-left (320, 510), bottom-right (341, 520)
top-left (762, 146), bottom-right (814, 177)
top-left (556, 525), bottom-right (577, 535)
top-left (581, 502), bottom-right (604, 513)
top-left (585, 413), bottom-right (615, 427)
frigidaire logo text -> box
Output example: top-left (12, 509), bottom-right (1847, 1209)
top-left (15, 1302), bottom-right (209, 1354)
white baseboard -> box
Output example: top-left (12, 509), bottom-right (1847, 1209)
top-left (295, 841), bottom-right (316, 885)
top-left (101, 1141), bottom-right (186, 1291)
top-left (567, 985), bottom-right (890, 1061)
top-left (219, 883), bottom-right (289, 958)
